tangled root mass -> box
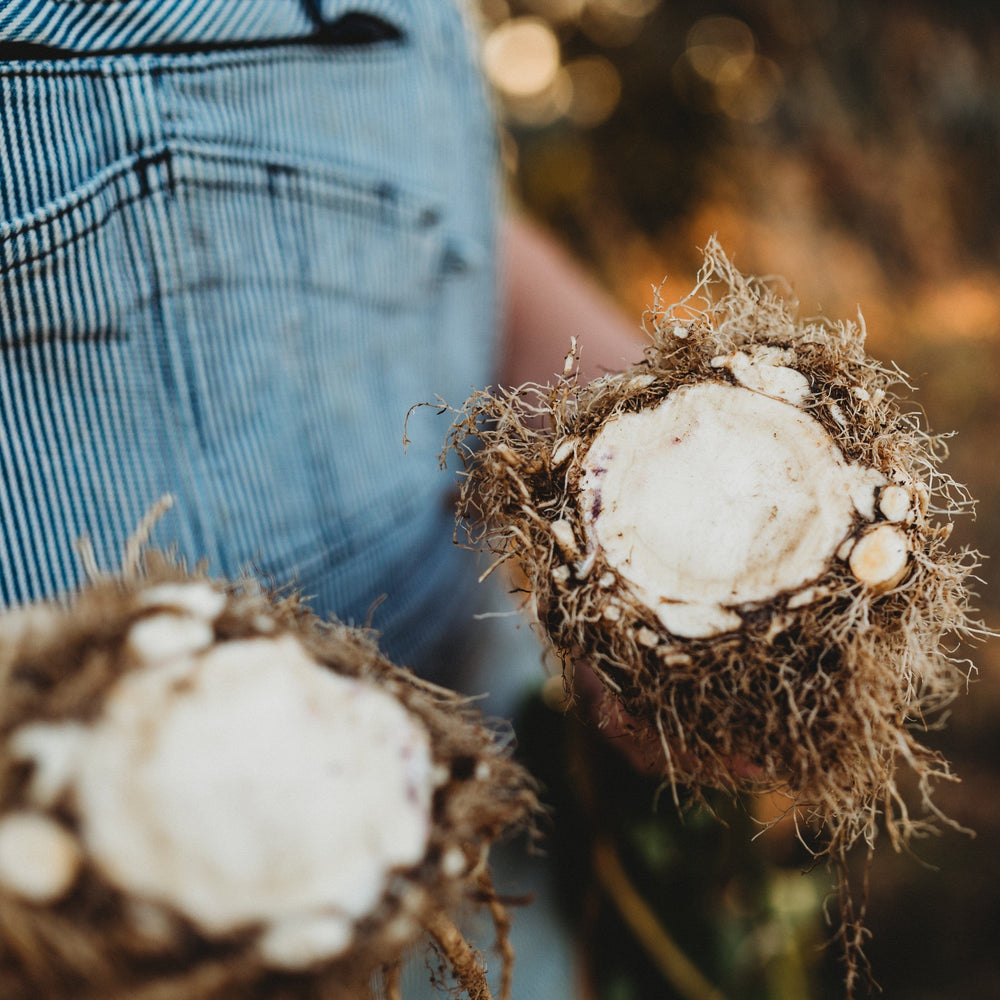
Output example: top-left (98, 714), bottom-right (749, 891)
top-left (0, 550), bottom-right (536, 1000)
top-left (446, 239), bottom-right (986, 991)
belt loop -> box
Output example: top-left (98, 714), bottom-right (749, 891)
top-left (300, 0), bottom-right (325, 29)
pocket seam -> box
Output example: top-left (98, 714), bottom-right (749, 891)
top-left (1, 143), bottom-right (445, 278)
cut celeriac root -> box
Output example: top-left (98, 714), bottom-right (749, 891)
top-left (0, 552), bottom-right (536, 1000)
top-left (446, 239), bottom-right (984, 994)
top-left (578, 380), bottom-right (891, 638)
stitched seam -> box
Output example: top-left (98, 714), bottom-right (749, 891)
top-left (1, 155), bottom-right (141, 238)
top-left (0, 40), bottom-right (405, 78)
top-left (0, 147), bottom-right (436, 275)
top-left (1, 173), bottom-right (431, 277)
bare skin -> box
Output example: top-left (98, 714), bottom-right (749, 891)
top-left (499, 212), bottom-right (644, 388)
top-left (499, 212), bottom-right (649, 760)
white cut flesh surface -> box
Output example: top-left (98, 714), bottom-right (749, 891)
top-left (0, 811), bottom-right (82, 904)
top-left (849, 524), bottom-right (909, 589)
top-left (713, 348), bottom-right (811, 405)
top-left (73, 635), bottom-right (434, 944)
top-left (579, 382), bottom-right (877, 637)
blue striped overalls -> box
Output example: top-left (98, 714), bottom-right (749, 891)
top-left (0, 0), bottom-right (499, 673)
top-left (0, 12), bottom-right (579, 996)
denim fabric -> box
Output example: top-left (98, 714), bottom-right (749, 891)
top-left (0, 0), bottom-right (499, 674)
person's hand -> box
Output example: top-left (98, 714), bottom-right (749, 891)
top-left (571, 661), bottom-right (669, 776)
top-left (573, 660), bottom-right (764, 783)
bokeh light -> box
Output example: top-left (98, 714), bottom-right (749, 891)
top-left (669, 15), bottom-right (783, 122)
top-left (483, 18), bottom-right (561, 100)
top-left (506, 70), bottom-right (574, 127)
top-left (481, 0), bottom-right (664, 127)
top-left (684, 15), bottom-right (756, 82)
top-left (563, 56), bottom-right (623, 127)
top-left (714, 54), bottom-right (783, 122)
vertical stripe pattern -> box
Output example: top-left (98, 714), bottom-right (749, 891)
top-left (0, 1), bottom-right (313, 50)
top-left (0, 0), bottom-right (499, 672)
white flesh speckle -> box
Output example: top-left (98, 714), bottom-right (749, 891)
top-left (786, 586), bottom-right (828, 609)
top-left (9, 722), bottom-right (88, 808)
top-left (549, 520), bottom-right (579, 559)
top-left (551, 438), bottom-right (577, 467)
top-left (258, 913), bottom-right (353, 969)
top-left (137, 582), bottom-right (227, 621)
top-left (602, 602), bottom-right (622, 622)
top-left (0, 812), bottom-right (82, 904)
top-left (655, 602), bottom-right (743, 639)
top-left (849, 525), bottom-right (910, 590)
top-left (662, 652), bottom-right (692, 667)
top-left (848, 464), bottom-right (889, 520)
top-left (580, 382), bottom-right (879, 636)
top-left (636, 627), bottom-right (659, 647)
top-left (765, 613), bottom-right (795, 643)
top-left (74, 635), bottom-right (434, 935)
top-left (441, 846), bottom-right (466, 878)
top-left (126, 613), bottom-right (215, 663)
top-left (714, 349), bottom-right (811, 406)
top-left (573, 548), bottom-right (598, 580)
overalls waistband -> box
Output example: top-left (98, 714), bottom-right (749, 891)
top-left (0, 0), bottom-right (403, 53)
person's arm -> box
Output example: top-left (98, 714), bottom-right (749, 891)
top-left (498, 212), bottom-right (645, 388)
top-left (498, 211), bottom-right (660, 762)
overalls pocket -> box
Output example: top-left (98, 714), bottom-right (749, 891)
top-left (0, 44), bottom-right (460, 605)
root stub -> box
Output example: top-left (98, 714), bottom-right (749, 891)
top-left (422, 911), bottom-right (494, 1000)
top-left (848, 524), bottom-right (910, 591)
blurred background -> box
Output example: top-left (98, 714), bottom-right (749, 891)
top-left (482, 1), bottom-right (1000, 996)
